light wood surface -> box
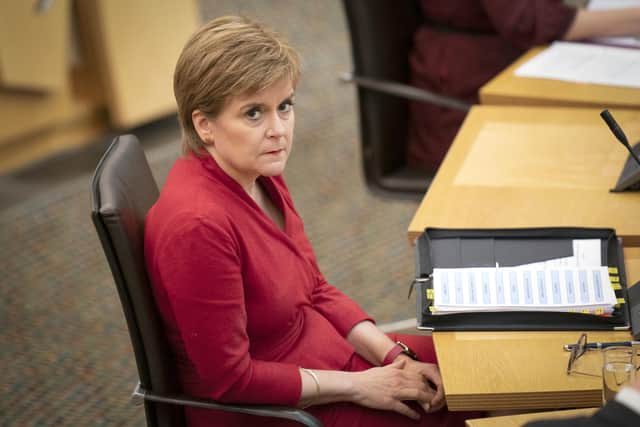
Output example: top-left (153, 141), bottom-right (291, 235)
top-left (407, 105), bottom-right (640, 411)
top-left (407, 106), bottom-right (640, 245)
top-left (0, 0), bottom-right (69, 90)
top-left (0, 111), bottom-right (107, 173)
top-left (435, 329), bottom-right (632, 411)
top-left (76, 0), bottom-right (199, 128)
top-left (466, 408), bottom-right (597, 427)
top-left (0, 67), bottom-right (104, 145)
top-left (0, 64), bottom-right (106, 173)
top-left (479, 47), bottom-right (640, 109)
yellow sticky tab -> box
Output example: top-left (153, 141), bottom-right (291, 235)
top-left (610, 276), bottom-right (620, 283)
top-left (608, 267), bottom-right (618, 274)
top-left (617, 298), bottom-right (626, 305)
top-left (611, 283), bottom-right (622, 290)
top-left (595, 308), bottom-right (604, 315)
top-left (429, 306), bottom-right (437, 313)
top-left (426, 289), bottom-right (435, 299)
top-left (581, 309), bottom-right (590, 314)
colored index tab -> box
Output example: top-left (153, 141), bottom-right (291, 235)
top-left (608, 267), bottom-right (618, 274)
top-left (611, 283), bottom-right (622, 290)
top-left (617, 297), bottom-right (626, 305)
top-left (610, 276), bottom-right (620, 283)
top-left (426, 288), bottom-right (435, 300)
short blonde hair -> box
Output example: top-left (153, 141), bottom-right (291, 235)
top-left (173, 16), bottom-right (301, 155)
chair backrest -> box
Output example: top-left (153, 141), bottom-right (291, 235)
top-left (342, 0), bottom-right (432, 196)
top-left (91, 135), bottom-right (184, 427)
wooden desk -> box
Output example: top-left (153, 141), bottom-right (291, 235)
top-left (437, 242), bottom-right (638, 412)
top-left (407, 106), bottom-right (640, 246)
top-left (479, 47), bottom-right (640, 109)
top-left (466, 408), bottom-right (597, 427)
top-left (434, 329), bottom-right (633, 411)
top-left (407, 106), bottom-right (640, 411)
top-left (427, 215), bottom-right (640, 412)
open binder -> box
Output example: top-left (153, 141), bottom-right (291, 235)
top-left (414, 227), bottom-right (636, 332)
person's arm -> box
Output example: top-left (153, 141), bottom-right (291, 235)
top-left (345, 320), bottom-right (446, 412)
top-left (156, 217), bottom-right (301, 405)
top-left (296, 358), bottom-right (433, 420)
top-left (482, 0), bottom-right (577, 48)
top-left (563, 8), bottom-right (640, 41)
top-left (304, 278), bottom-right (445, 413)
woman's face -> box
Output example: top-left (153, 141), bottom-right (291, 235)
top-left (195, 78), bottom-right (295, 191)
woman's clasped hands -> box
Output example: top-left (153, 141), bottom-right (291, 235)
top-left (350, 358), bottom-right (446, 420)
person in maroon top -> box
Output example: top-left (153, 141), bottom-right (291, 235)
top-left (408, 0), bottom-right (640, 172)
top-left (145, 16), bottom-right (479, 427)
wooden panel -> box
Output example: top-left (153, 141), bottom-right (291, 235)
top-left (0, 110), bottom-right (107, 173)
top-left (466, 408), bottom-right (597, 427)
top-left (408, 106), bottom-right (640, 245)
top-left (77, 0), bottom-right (200, 128)
top-left (0, 0), bottom-right (69, 90)
top-left (0, 66), bottom-right (103, 145)
top-left (479, 47), bottom-right (640, 109)
top-left (0, 2), bottom-right (106, 170)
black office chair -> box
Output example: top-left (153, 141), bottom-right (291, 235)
top-left (91, 135), bottom-right (322, 427)
top-left (341, 0), bottom-right (471, 198)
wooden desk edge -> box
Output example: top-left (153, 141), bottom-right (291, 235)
top-left (465, 408), bottom-right (598, 427)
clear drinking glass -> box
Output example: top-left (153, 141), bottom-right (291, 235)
top-left (602, 346), bottom-right (636, 402)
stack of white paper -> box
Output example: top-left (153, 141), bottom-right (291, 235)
top-left (429, 240), bottom-right (620, 315)
top-left (514, 41), bottom-right (640, 89)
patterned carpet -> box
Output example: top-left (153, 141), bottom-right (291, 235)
top-left (1, 1), bottom-right (423, 425)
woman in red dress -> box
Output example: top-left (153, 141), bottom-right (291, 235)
top-left (145, 15), bottom-right (479, 427)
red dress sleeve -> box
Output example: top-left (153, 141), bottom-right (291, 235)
top-left (481, 0), bottom-right (577, 49)
top-left (310, 274), bottom-right (374, 337)
top-left (271, 175), bottom-right (373, 336)
top-left (155, 215), bottom-right (302, 405)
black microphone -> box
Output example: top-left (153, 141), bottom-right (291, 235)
top-left (600, 109), bottom-right (640, 167)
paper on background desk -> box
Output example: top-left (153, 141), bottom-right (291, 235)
top-left (431, 239), bottom-right (619, 315)
top-left (514, 41), bottom-right (640, 88)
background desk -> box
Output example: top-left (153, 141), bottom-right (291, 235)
top-left (407, 106), bottom-right (640, 245)
top-left (479, 47), bottom-right (640, 109)
top-left (407, 105), bottom-right (640, 411)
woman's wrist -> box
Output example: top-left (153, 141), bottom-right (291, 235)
top-left (382, 343), bottom-right (406, 365)
top-left (382, 341), bottom-right (419, 365)
top-left (298, 369), bottom-right (359, 407)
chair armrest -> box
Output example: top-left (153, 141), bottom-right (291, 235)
top-left (131, 382), bottom-right (323, 427)
top-left (340, 71), bottom-right (471, 112)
